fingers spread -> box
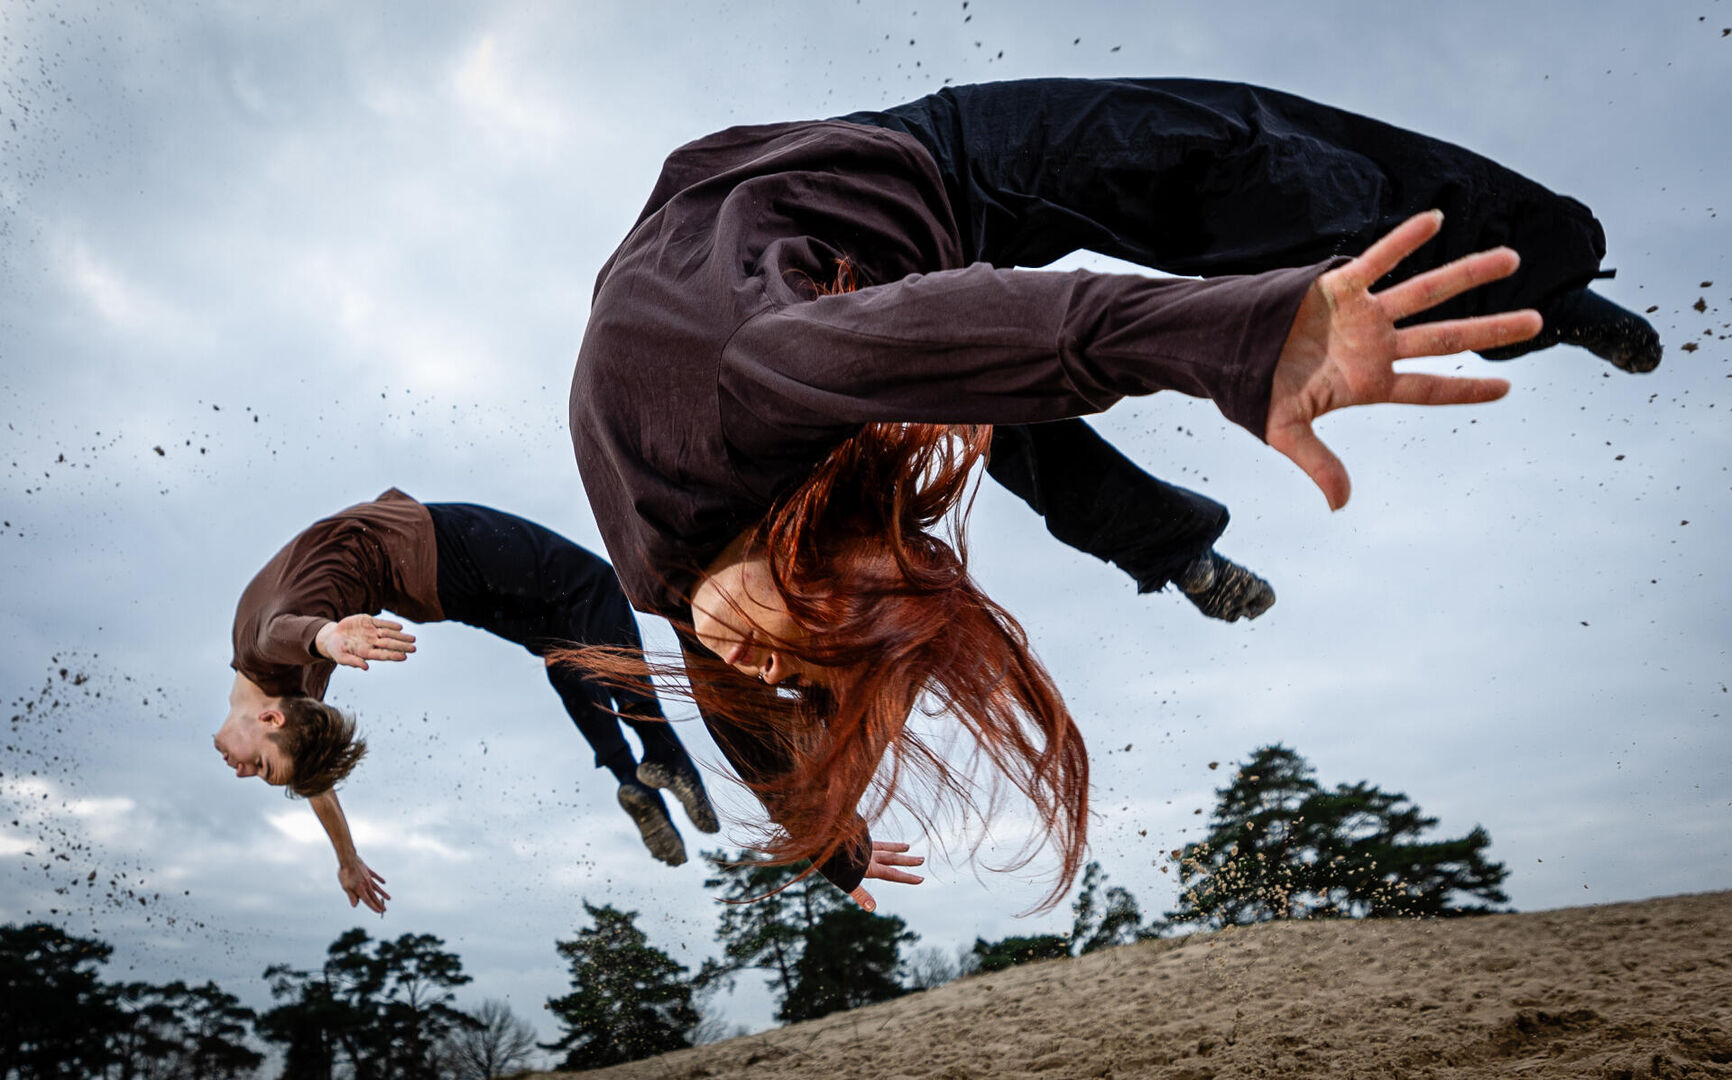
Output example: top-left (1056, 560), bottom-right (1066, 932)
top-left (1377, 247), bottom-right (1522, 321)
top-left (1394, 310), bottom-right (1541, 358)
top-left (1339, 210), bottom-right (1443, 291)
top-left (1385, 372), bottom-right (1511, 407)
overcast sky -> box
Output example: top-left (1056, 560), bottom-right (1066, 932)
top-left (3, 0), bottom-right (1729, 1048)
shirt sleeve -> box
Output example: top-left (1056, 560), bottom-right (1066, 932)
top-left (720, 259), bottom-right (1332, 445)
top-left (255, 613), bottom-right (330, 666)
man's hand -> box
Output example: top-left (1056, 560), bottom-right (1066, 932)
top-left (1266, 210), bottom-right (1541, 510)
top-left (338, 856), bottom-right (391, 914)
top-left (847, 841), bottom-right (926, 912)
top-left (315, 614), bottom-right (416, 670)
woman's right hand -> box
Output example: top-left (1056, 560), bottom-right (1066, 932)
top-left (847, 840), bottom-right (927, 912)
top-left (1266, 210), bottom-right (1540, 511)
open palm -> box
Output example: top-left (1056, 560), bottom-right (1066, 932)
top-left (1266, 210), bottom-right (1544, 510)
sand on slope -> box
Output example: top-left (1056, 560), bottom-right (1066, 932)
top-left (545, 890), bottom-right (1732, 1079)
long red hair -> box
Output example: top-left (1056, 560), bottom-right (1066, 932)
top-left (566, 261), bottom-right (1090, 910)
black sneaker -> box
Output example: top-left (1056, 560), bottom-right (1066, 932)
top-left (637, 759), bottom-right (721, 834)
top-left (617, 781), bottom-right (687, 866)
top-left (1177, 550), bottom-right (1276, 623)
top-left (1478, 288), bottom-right (1661, 373)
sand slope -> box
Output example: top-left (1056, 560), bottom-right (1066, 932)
top-left (546, 890), bottom-right (1732, 1079)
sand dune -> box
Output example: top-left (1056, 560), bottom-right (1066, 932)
top-left (549, 890), bottom-right (1732, 1079)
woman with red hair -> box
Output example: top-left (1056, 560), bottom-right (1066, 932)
top-left (568, 78), bottom-right (1658, 910)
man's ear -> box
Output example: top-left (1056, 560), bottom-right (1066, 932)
top-left (258, 706), bottom-right (288, 730)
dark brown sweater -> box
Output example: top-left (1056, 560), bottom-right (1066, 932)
top-left (231, 488), bottom-right (442, 699)
top-left (570, 119), bottom-right (1326, 619)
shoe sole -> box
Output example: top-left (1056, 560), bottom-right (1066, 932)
top-left (617, 784), bottom-right (687, 866)
top-left (638, 760), bottom-right (722, 834)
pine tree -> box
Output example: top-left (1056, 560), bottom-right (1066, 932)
top-left (1068, 861), bottom-right (1159, 954)
top-left (777, 906), bottom-right (915, 1022)
top-left (1169, 744), bottom-right (1511, 928)
top-left (0, 923), bottom-right (120, 1080)
top-left (966, 934), bottom-right (1070, 973)
top-left (697, 850), bottom-right (841, 1005)
top-left (260, 929), bottom-right (473, 1080)
top-left (544, 902), bottom-right (696, 1069)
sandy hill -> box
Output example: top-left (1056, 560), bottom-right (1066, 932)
top-left (544, 890), bottom-right (1731, 1080)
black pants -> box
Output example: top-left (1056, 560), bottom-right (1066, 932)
top-left (840, 77), bottom-right (1609, 589)
top-left (426, 502), bottom-right (687, 774)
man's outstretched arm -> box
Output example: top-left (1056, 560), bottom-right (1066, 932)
top-left (308, 788), bottom-right (391, 913)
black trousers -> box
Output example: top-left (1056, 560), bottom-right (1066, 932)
top-left (840, 77), bottom-right (1608, 589)
top-left (426, 502), bottom-right (687, 773)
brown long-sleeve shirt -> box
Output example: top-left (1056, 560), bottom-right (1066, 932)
top-left (231, 488), bottom-right (442, 699)
top-left (570, 119), bottom-right (1324, 619)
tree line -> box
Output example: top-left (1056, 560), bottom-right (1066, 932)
top-left (2, 743), bottom-right (1509, 1077)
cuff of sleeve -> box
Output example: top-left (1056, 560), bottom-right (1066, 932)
top-left (1219, 258), bottom-right (1347, 441)
top-left (271, 615), bottom-right (331, 662)
top-left (817, 830), bottom-right (871, 894)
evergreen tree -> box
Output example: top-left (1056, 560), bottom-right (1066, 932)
top-left (1068, 861), bottom-right (1160, 954)
top-left (260, 929), bottom-right (473, 1080)
top-left (319, 928), bottom-right (390, 1080)
top-left (0, 922), bottom-right (120, 1080)
top-left (1169, 744), bottom-right (1511, 928)
top-left (1, 925), bottom-right (261, 1080)
top-left (371, 934), bottom-right (476, 1080)
top-left (700, 849), bottom-right (919, 1021)
top-left (965, 861), bottom-right (1157, 977)
top-left (109, 981), bottom-right (183, 1080)
top-left (697, 850), bottom-right (844, 1006)
top-left (153, 981), bottom-right (262, 1080)
top-left (966, 934), bottom-right (1070, 974)
top-left (259, 963), bottom-right (343, 1080)
top-left (544, 902), bottom-right (696, 1070)
top-left (777, 906), bottom-right (916, 1022)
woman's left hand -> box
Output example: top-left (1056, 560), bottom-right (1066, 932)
top-left (847, 841), bottom-right (926, 912)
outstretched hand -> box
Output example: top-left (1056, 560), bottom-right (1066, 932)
top-left (315, 614), bottom-right (416, 670)
top-left (847, 841), bottom-right (926, 913)
top-left (338, 856), bottom-right (390, 914)
top-left (1266, 210), bottom-right (1542, 510)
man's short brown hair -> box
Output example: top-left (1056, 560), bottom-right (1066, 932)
top-left (271, 696), bottom-right (366, 797)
